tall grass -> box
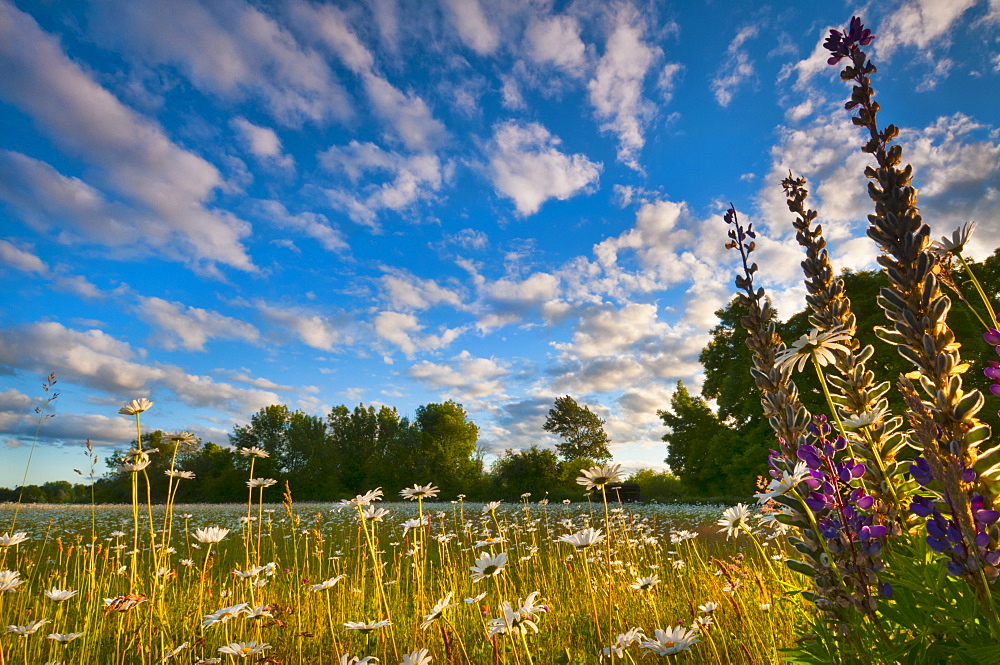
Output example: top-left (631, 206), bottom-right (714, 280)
top-left (0, 489), bottom-right (807, 663)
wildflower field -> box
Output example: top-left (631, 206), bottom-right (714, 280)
top-left (6, 12), bottom-right (1000, 665)
top-left (0, 493), bottom-right (804, 664)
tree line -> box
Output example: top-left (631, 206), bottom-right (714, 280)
top-left (1, 396), bottom-right (686, 504)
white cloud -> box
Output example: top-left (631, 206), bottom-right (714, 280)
top-left (711, 26), bottom-right (758, 107)
top-left (0, 407), bottom-right (137, 448)
top-left (0, 239), bottom-right (46, 273)
top-left (288, 1), bottom-right (447, 151)
top-left (444, 228), bottom-right (489, 251)
top-left (587, 4), bottom-right (660, 170)
top-left (287, 0), bottom-right (374, 74)
top-left (53, 275), bottom-right (104, 300)
top-left (499, 74), bottom-right (526, 110)
top-left (135, 296), bottom-right (261, 351)
top-left (231, 117), bottom-right (295, 169)
top-left (775, 29), bottom-right (837, 111)
top-left (255, 301), bottom-right (357, 352)
top-left (320, 141), bottom-right (446, 227)
top-left (373, 311), bottom-right (463, 358)
top-left (525, 14), bottom-right (588, 76)
top-left (473, 270), bottom-right (566, 330)
top-left (905, 113), bottom-right (1000, 258)
top-left (756, 111), bottom-right (1000, 268)
top-left (439, 0), bottom-right (499, 55)
top-left (0, 321), bottom-right (279, 414)
top-left (361, 73), bottom-right (448, 151)
top-left (379, 268), bottom-right (465, 311)
top-left (407, 350), bottom-right (508, 399)
top-left (486, 121), bottom-right (602, 216)
top-left (0, 6), bottom-right (254, 271)
top-left (256, 200), bottom-right (349, 253)
top-left (877, 0), bottom-right (978, 60)
top-left (89, 0), bottom-right (352, 126)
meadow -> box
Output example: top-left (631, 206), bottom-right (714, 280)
top-left (0, 489), bottom-right (804, 664)
top-left (5, 13), bottom-right (1000, 665)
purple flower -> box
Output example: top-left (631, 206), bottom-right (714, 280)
top-left (910, 495), bottom-right (935, 517)
top-left (976, 510), bottom-right (1000, 525)
top-left (963, 468), bottom-right (978, 483)
top-left (824, 16), bottom-right (874, 65)
top-left (910, 457), bottom-right (934, 487)
top-left (985, 329), bottom-right (1000, 346)
top-left (797, 445), bottom-right (822, 470)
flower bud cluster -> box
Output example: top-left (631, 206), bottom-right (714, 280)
top-left (985, 320), bottom-right (1000, 412)
top-left (769, 416), bottom-right (891, 615)
top-left (909, 458), bottom-right (1000, 579)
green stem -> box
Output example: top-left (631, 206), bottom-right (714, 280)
top-left (957, 252), bottom-right (998, 327)
top-left (812, 355), bottom-right (847, 438)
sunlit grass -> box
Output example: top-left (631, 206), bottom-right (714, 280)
top-left (0, 497), bottom-right (809, 663)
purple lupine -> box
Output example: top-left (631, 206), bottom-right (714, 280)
top-left (774, 415), bottom-right (892, 611)
top-left (907, 459), bottom-right (1000, 578)
top-left (823, 16), bottom-right (874, 65)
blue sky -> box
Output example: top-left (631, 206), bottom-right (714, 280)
top-left (1, 0), bottom-right (999, 488)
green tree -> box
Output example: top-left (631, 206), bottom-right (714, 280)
top-left (657, 381), bottom-right (733, 495)
top-left (625, 469), bottom-right (685, 502)
top-left (413, 401), bottom-right (482, 495)
top-left (542, 395), bottom-right (611, 462)
top-left (491, 445), bottom-right (561, 500)
top-left (328, 404), bottom-right (412, 496)
top-left (176, 442), bottom-right (244, 502)
top-left (229, 405), bottom-right (331, 498)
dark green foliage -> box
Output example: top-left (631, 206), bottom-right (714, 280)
top-left (413, 401), bottom-right (483, 495)
top-left (490, 445), bottom-right (561, 500)
top-left (542, 395), bottom-right (612, 461)
top-left (665, 251), bottom-right (1000, 498)
top-left (658, 381), bottom-right (763, 496)
top-left (624, 468), bottom-right (684, 502)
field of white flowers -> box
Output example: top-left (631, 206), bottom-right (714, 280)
top-left (0, 484), bottom-right (806, 664)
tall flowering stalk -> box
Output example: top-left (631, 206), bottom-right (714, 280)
top-left (724, 206), bottom-right (813, 459)
top-left (826, 16), bottom-right (1000, 606)
top-left (725, 208), bottom-right (858, 617)
top-left (782, 174), bottom-right (908, 530)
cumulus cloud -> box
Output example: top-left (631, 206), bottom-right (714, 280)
top-left (440, 0), bottom-right (499, 55)
top-left (135, 296), bottom-right (261, 351)
top-left (361, 74), bottom-right (448, 152)
top-left (587, 4), bottom-right (660, 169)
top-left (379, 268), bottom-right (465, 311)
top-left (524, 14), bottom-right (588, 76)
top-left (255, 200), bottom-right (349, 253)
top-left (288, 1), bottom-right (447, 151)
top-left (231, 117), bottom-right (295, 169)
top-left (756, 111), bottom-right (1000, 267)
top-left (373, 311), bottom-right (463, 358)
top-left (711, 26), bottom-right (758, 107)
top-left (472, 269), bottom-right (567, 330)
top-left (254, 301), bottom-right (358, 351)
top-left (320, 141), bottom-right (446, 227)
top-left (0, 407), bottom-right (137, 448)
top-left (0, 6), bottom-right (254, 271)
top-left (0, 321), bottom-right (279, 414)
top-left (88, 0), bottom-right (352, 126)
top-left (486, 121), bottom-right (602, 216)
top-left (0, 239), bottom-right (46, 273)
top-left (877, 0), bottom-right (978, 60)
top-left (407, 350), bottom-right (508, 399)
